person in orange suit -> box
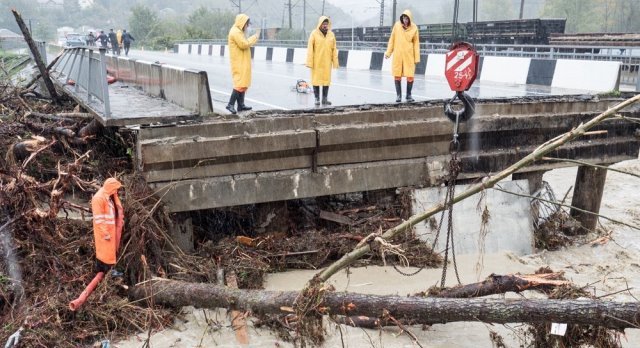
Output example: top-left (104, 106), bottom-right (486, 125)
top-left (91, 178), bottom-right (124, 276)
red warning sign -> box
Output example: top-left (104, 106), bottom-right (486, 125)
top-left (444, 42), bottom-right (479, 92)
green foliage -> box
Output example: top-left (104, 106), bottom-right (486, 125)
top-left (542, 0), bottom-right (640, 33)
top-left (479, 0), bottom-right (516, 21)
top-left (275, 28), bottom-right (306, 41)
top-left (129, 5), bottom-right (163, 45)
top-left (184, 7), bottom-right (235, 40)
top-left (599, 89), bottom-right (621, 97)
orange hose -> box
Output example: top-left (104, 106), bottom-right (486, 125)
top-left (69, 272), bottom-right (104, 311)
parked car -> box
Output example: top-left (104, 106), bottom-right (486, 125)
top-left (64, 33), bottom-right (85, 47)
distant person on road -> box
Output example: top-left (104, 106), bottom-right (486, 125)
top-left (86, 31), bottom-right (96, 46)
top-left (226, 13), bottom-right (260, 114)
top-left (121, 29), bottom-right (135, 56)
top-left (306, 16), bottom-right (338, 106)
top-left (108, 29), bottom-right (119, 55)
top-left (384, 9), bottom-right (420, 103)
top-left (117, 29), bottom-right (123, 47)
top-left (97, 30), bottom-right (108, 48)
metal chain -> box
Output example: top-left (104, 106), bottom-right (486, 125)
top-left (392, 262), bottom-right (425, 277)
top-left (438, 151), bottom-right (462, 288)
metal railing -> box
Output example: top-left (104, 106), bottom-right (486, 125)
top-left (178, 39), bottom-right (640, 89)
top-left (176, 38), bottom-right (640, 58)
top-left (50, 46), bottom-right (111, 117)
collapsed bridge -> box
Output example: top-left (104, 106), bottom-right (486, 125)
top-left (137, 96), bottom-right (639, 216)
top-left (47, 47), bottom-right (640, 232)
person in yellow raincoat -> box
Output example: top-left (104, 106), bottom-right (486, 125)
top-left (384, 9), bottom-right (420, 103)
top-left (116, 29), bottom-right (123, 54)
top-left (306, 16), bottom-right (338, 106)
top-left (226, 13), bottom-right (261, 114)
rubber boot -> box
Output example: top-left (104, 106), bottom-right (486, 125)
top-left (313, 86), bottom-right (320, 106)
top-left (394, 80), bottom-right (402, 103)
top-left (406, 81), bottom-right (415, 102)
top-left (226, 90), bottom-right (238, 114)
top-left (322, 86), bottom-right (331, 105)
top-left (237, 92), bottom-right (252, 111)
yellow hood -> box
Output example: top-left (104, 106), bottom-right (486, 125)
top-left (400, 9), bottom-right (414, 26)
top-left (316, 16), bottom-right (331, 30)
top-left (234, 13), bottom-right (250, 31)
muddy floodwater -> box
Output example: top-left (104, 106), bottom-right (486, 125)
top-left (118, 158), bottom-right (640, 347)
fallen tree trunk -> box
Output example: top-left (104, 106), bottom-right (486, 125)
top-left (433, 272), bottom-right (569, 298)
top-left (128, 279), bottom-right (640, 330)
top-left (12, 9), bottom-right (60, 104)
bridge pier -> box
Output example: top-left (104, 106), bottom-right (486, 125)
top-left (569, 166), bottom-right (608, 235)
top-left (512, 171), bottom-right (545, 194)
top-left (513, 170), bottom-right (546, 224)
top-left (169, 214), bottom-right (194, 252)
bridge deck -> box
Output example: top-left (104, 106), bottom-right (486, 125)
top-left (52, 79), bottom-right (198, 127)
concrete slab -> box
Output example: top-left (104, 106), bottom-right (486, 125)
top-left (411, 180), bottom-right (534, 256)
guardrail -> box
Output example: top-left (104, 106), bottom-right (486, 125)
top-left (50, 46), bottom-right (111, 117)
top-left (176, 39), bottom-right (640, 59)
top-left (177, 39), bottom-right (640, 89)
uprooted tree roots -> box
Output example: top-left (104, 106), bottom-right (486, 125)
top-left (0, 82), bottom-right (208, 346)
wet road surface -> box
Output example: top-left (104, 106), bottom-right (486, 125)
top-left (129, 49), bottom-right (589, 114)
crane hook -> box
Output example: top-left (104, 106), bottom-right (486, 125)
top-left (444, 91), bottom-right (475, 123)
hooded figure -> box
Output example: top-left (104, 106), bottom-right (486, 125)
top-left (91, 178), bottom-right (124, 272)
top-left (384, 10), bottom-right (420, 103)
top-left (226, 13), bottom-right (260, 114)
top-left (306, 16), bottom-right (338, 106)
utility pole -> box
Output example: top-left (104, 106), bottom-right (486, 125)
top-left (519, 0), bottom-right (525, 19)
top-left (322, 0), bottom-right (325, 15)
top-left (230, 0), bottom-right (242, 13)
top-left (303, 0), bottom-right (306, 31)
top-left (391, 0), bottom-right (397, 26)
top-left (473, 0), bottom-right (478, 23)
top-left (288, 0), bottom-right (292, 29)
top-left (379, 0), bottom-right (384, 27)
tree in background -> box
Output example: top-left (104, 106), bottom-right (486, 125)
top-left (479, 0), bottom-right (516, 21)
top-left (129, 5), bottom-right (163, 46)
top-left (184, 7), bottom-right (235, 40)
top-left (542, 0), bottom-right (640, 33)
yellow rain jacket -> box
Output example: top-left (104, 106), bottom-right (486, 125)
top-left (92, 178), bottom-right (124, 265)
top-left (228, 14), bottom-right (259, 89)
top-left (384, 10), bottom-right (420, 77)
top-left (116, 29), bottom-right (122, 45)
top-left (306, 16), bottom-right (338, 86)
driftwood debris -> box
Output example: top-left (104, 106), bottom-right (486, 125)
top-left (129, 279), bottom-right (640, 330)
top-left (11, 9), bottom-right (60, 103)
top-left (432, 272), bottom-right (569, 298)
top-left (319, 210), bottom-right (355, 225)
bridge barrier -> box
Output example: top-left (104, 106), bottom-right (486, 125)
top-left (480, 56), bottom-right (531, 85)
top-left (552, 59), bottom-right (621, 92)
top-left (178, 43), bottom-right (622, 92)
top-left (104, 54), bottom-right (213, 115)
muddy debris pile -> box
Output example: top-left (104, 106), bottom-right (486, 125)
top-left (0, 75), bottom-right (634, 347)
top-left (0, 79), bottom-right (441, 345)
